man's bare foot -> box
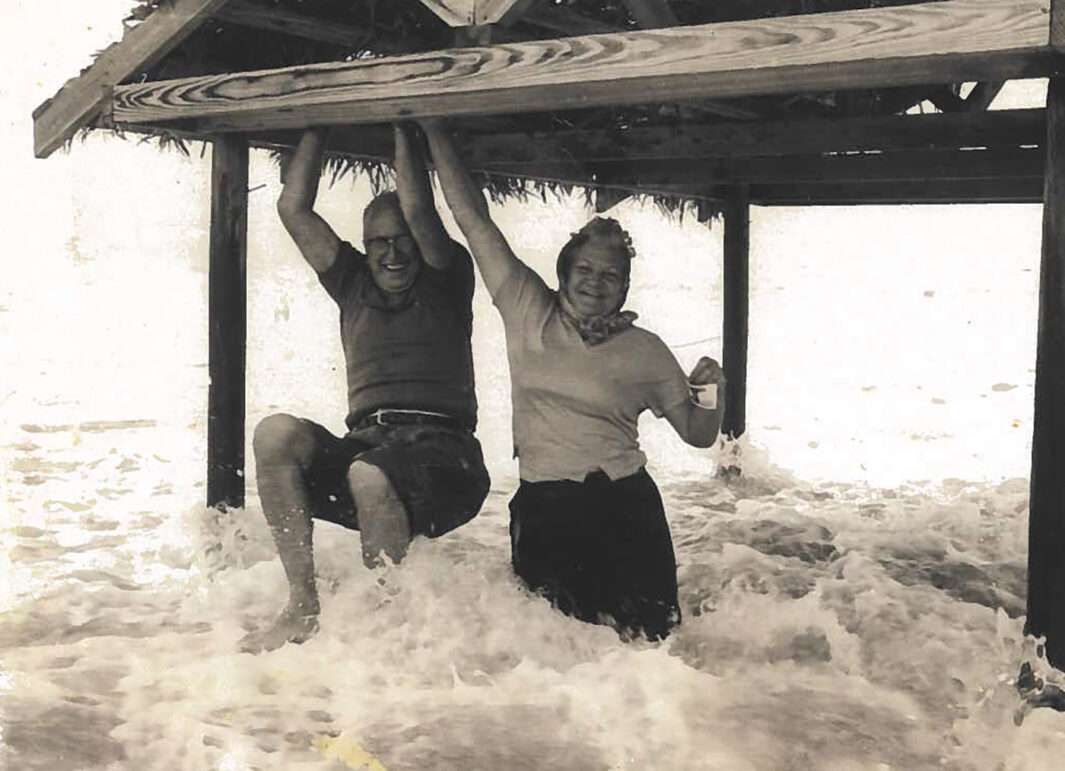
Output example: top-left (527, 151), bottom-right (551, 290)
top-left (239, 608), bottom-right (319, 654)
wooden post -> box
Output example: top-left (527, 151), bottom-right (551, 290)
top-left (1028, 76), bottom-right (1065, 668)
top-left (721, 185), bottom-right (750, 440)
top-left (207, 134), bottom-right (249, 510)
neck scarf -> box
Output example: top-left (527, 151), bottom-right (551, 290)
top-left (558, 293), bottom-right (638, 346)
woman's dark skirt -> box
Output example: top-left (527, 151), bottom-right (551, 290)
top-left (509, 468), bottom-right (681, 641)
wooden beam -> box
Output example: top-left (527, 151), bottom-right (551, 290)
top-left (740, 177), bottom-right (1044, 205)
top-left (33, 0), bottom-right (230, 158)
top-left (1028, 75), bottom-right (1065, 669)
top-left (721, 185), bottom-right (749, 440)
top-left (416, 0), bottom-right (534, 26)
top-left (484, 147), bottom-right (1046, 189)
top-left (478, 0), bottom-right (539, 26)
top-left (110, 0), bottom-right (1059, 133)
top-left (417, 0), bottom-right (475, 26)
top-left (213, 0), bottom-right (388, 50)
top-left (1052, 0), bottom-right (1065, 49)
top-left (464, 109), bottom-right (1046, 166)
top-left (620, 0), bottom-right (679, 28)
top-left (616, 0), bottom-right (761, 121)
top-left (207, 134), bottom-right (248, 510)
top-left (928, 85), bottom-right (968, 113)
top-left (595, 187), bottom-right (631, 212)
top-left (966, 80), bottom-right (1005, 110)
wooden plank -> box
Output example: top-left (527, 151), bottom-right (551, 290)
top-left (1052, 0), bottom-right (1065, 49)
top-left (965, 80), bottom-right (1005, 110)
top-left (465, 109), bottom-right (1047, 165)
top-left (721, 185), bottom-right (749, 440)
top-left (417, 0), bottom-right (475, 26)
top-left (1027, 76), bottom-right (1065, 669)
top-left (616, 0), bottom-right (763, 121)
top-left (741, 177), bottom-right (1044, 204)
top-left (207, 134), bottom-right (249, 510)
top-left (621, 0), bottom-right (679, 28)
top-left (595, 187), bottom-right (631, 212)
top-left (477, 0), bottom-right (539, 26)
top-left (110, 0), bottom-right (1057, 133)
top-left (214, 0), bottom-right (392, 50)
top-left (480, 147), bottom-right (1046, 188)
top-left (418, 0), bottom-right (532, 26)
top-left (33, 0), bottom-right (230, 158)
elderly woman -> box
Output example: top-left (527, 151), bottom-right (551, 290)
top-left (417, 121), bottom-right (726, 641)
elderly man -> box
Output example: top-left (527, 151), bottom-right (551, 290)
top-left (240, 126), bottom-right (489, 653)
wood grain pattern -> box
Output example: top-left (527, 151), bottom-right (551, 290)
top-left (110, 0), bottom-right (1056, 133)
top-left (1027, 75), bottom-right (1065, 668)
top-left (33, 0), bottom-right (230, 158)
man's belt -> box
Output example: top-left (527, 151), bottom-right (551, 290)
top-left (354, 408), bottom-right (471, 433)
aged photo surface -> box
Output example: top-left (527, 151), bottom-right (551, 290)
top-left (3, 1), bottom-right (1064, 769)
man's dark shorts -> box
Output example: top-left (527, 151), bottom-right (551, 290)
top-left (300, 420), bottom-right (490, 538)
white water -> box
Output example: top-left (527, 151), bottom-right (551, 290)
top-left (5, 4), bottom-right (1065, 769)
top-left (2, 417), bottom-right (1058, 770)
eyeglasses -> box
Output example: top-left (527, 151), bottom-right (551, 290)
top-left (365, 234), bottom-right (416, 258)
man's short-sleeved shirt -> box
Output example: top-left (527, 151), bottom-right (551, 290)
top-left (318, 240), bottom-right (477, 430)
top-left (492, 261), bottom-right (690, 482)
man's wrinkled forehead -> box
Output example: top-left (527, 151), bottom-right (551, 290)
top-left (363, 193), bottom-right (406, 232)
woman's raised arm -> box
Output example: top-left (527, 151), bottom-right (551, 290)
top-left (419, 120), bottom-right (523, 297)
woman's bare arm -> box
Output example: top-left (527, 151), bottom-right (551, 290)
top-left (419, 120), bottom-right (523, 296)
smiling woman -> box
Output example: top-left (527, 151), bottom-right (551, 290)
top-left (421, 119), bottom-right (728, 640)
top-left (557, 218), bottom-right (635, 324)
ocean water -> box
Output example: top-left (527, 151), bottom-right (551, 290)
top-left (2, 411), bottom-right (1060, 771)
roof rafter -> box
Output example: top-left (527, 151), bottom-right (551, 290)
top-left (620, 0), bottom-right (679, 28)
top-left (483, 147), bottom-right (1045, 186)
top-left (416, 0), bottom-right (539, 26)
top-left (212, 0), bottom-right (406, 52)
top-left (518, 4), bottom-right (618, 35)
top-left (107, 0), bottom-right (1058, 135)
top-left (33, 0), bottom-right (231, 158)
top-left (463, 108), bottom-right (1046, 166)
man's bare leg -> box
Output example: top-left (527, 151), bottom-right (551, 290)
top-left (348, 460), bottom-right (411, 568)
top-left (240, 414), bottom-right (322, 653)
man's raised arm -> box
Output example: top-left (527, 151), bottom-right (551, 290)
top-left (393, 123), bottom-right (454, 271)
top-left (419, 119), bottom-right (521, 297)
top-left (277, 128), bottom-right (341, 274)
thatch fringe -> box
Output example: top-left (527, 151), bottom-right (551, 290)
top-left (80, 122), bottom-right (715, 221)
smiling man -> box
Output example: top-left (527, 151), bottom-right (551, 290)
top-left (240, 126), bottom-right (490, 653)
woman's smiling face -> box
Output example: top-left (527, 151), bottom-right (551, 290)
top-left (559, 240), bottom-right (630, 319)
